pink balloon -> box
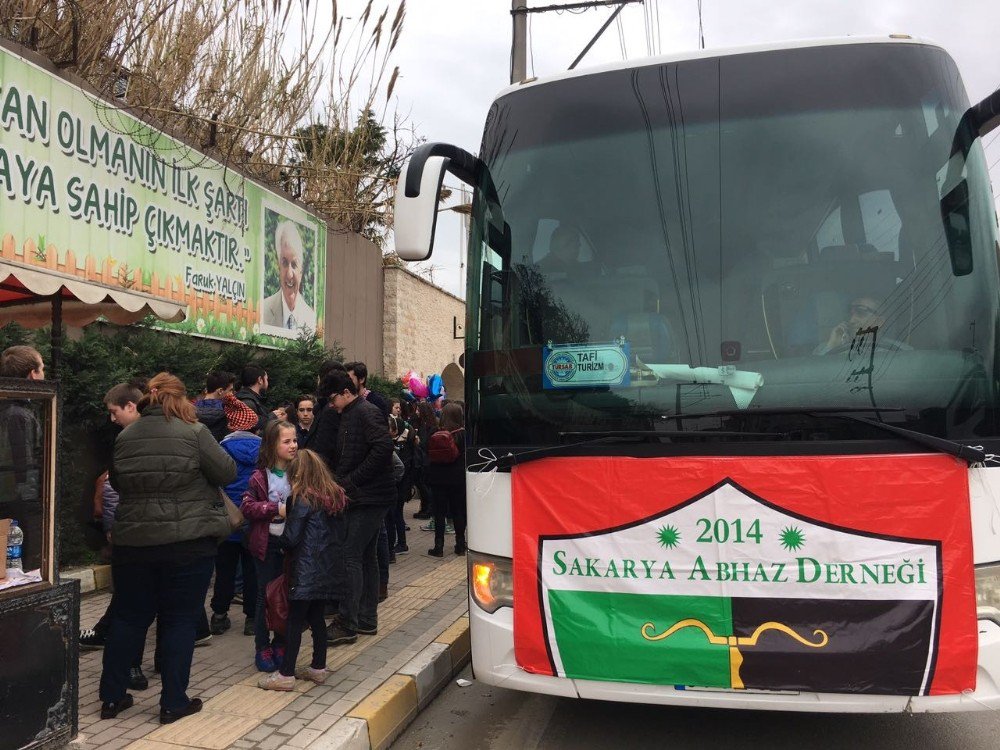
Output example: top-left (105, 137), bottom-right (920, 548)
top-left (409, 376), bottom-right (429, 398)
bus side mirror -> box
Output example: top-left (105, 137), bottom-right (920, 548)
top-left (393, 155), bottom-right (449, 261)
top-left (941, 179), bottom-right (973, 276)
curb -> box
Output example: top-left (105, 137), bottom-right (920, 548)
top-left (313, 615), bottom-right (471, 750)
top-left (59, 564), bottom-right (112, 594)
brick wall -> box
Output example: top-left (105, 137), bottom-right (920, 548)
top-left (383, 265), bottom-right (464, 397)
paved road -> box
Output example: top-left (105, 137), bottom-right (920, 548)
top-left (394, 665), bottom-right (1000, 750)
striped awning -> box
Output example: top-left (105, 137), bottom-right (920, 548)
top-left (0, 262), bottom-right (186, 328)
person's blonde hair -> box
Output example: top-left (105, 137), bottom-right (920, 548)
top-left (288, 449), bottom-right (346, 514)
top-left (138, 372), bottom-right (196, 423)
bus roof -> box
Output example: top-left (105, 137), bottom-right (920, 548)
top-left (495, 35), bottom-right (942, 100)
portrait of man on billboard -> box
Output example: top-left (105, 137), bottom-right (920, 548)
top-left (261, 210), bottom-right (316, 334)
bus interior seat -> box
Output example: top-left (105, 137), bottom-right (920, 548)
top-left (610, 312), bottom-right (673, 363)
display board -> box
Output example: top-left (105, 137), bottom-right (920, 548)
top-left (0, 45), bottom-right (326, 344)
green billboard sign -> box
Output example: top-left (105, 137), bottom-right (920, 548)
top-left (0, 45), bottom-right (327, 344)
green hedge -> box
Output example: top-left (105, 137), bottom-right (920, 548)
top-left (0, 319), bottom-right (393, 567)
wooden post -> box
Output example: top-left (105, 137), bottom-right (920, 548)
top-left (51, 292), bottom-right (62, 373)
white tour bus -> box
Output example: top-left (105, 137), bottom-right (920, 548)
top-left (394, 37), bottom-right (1000, 712)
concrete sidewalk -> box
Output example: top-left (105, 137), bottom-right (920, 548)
top-left (70, 506), bottom-right (470, 750)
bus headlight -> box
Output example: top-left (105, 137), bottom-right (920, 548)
top-left (470, 553), bottom-right (514, 614)
top-left (975, 563), bottom-right (1000, 612)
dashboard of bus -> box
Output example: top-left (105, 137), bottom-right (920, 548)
top-left (465, 42), bottom-right (1000, 449)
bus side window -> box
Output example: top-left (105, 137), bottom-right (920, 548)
top-left (859, 190), bottom-right (902, 260)
top-left (814, 206), bottom-right (844, 255)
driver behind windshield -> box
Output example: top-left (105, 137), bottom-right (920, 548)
top-left (537, 225), bottom-right (588, 276)
top-left (814, 296), bottom-right (910, 355)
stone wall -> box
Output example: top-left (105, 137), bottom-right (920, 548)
top-left (326, 232), bottom-right (384, 369)
top-left (383, 265), bottom-right (464, 398)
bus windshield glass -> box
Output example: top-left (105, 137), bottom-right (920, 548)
top-left (467, 43), bottom-right (1000, 448)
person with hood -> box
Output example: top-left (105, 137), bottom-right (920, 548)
top-left (209, 410), bottom-right (263, 636)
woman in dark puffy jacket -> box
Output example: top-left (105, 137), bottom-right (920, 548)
top-left (99, 372), bottom-right (236, 724)
top-left (258, 449), bottom-right (347, 691)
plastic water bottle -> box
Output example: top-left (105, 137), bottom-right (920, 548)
top-left (6, 520), bottom-right (23, 574)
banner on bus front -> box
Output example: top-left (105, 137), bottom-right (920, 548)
top-left (511, 455), bottom-right (976, 695)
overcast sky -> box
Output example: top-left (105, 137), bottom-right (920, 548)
top-left (364, 0), bottom-right (1000, 297)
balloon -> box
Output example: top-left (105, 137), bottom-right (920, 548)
top-left (427, 373), bottom-right (444, 398)
top-left (409, 376), bottom-right (428, 399)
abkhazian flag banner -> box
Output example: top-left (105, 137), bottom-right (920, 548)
top-left (511, 455), bottom-right (977, 695)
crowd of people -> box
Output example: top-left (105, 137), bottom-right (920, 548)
top-left (33, 349), bottom-right (470, 724)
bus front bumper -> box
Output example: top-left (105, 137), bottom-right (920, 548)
top-left (469, 604), bottom-right (1000, 713)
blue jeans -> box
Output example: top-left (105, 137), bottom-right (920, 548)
top-left (338, 504), bottom-right (387, 632)
top-left (99, 556), bottom-right (214, 712)
top-left (253, 537), bottom-right (285, 652)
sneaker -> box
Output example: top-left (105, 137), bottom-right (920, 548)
top-left (413, 511), bottom-right (431, 520)
top-left (194, 632), bottom-right (213, 647)
top-left (243, 617), bottom-right (255, 636)
top-left (393, 543), bottom-right (409, 554)
top-left (232, 591), bottom-right (244, 605)
top-left (258, 672), bottom-right (295, 691)
top-left (326, 622), bottom-right (358, 646)
top-left (255, 647), bottom-right (278, 673)
top-left (427, 547), bottom-right (444, 558)
top-left (129, 666), bottom-right (149, 691)
top-left (272, 645), bottom-right (286, 669)
top-left (295, 666), bottom-right (327, 684)
top-left (210, 613), bottom-right (231, 635)
top-left (79, 628), bottom-right (106, 650)
top-left (357, 621), bottom-right (378, 635)
top-left (420, 520), bottom-right (435, 531)
top-left (445, 522), bottom-right (455, 535)
top-left (388, 551), bottom-right (397, 564)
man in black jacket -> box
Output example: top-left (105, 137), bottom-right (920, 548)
top-left (323, 373), bottom-right (395, 645)
top-left (345, 361), bottom-right (390, 422)
top-left (235, 364), bottom-right (272, 435)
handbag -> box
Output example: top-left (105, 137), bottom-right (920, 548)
top-left (221, 491), bottom-right (244, 532)
top-left (265, 573), bottom-right (290, 636)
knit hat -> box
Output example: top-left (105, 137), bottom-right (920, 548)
top-left (223, 393), bottom-right (258, 433)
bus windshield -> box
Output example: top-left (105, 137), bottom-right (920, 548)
top-left (466, 42), bottom-right (1000, 448)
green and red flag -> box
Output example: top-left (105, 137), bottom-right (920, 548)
top-left (512, 455), bottom-right (977, 695)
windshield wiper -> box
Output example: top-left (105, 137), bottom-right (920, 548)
top-left (492, 412), bottom-right (986, 470)
top-left (494, 429), bottom-right (784, 469)
top-left (663, 406), bottom-right (904, 421)
top-left (559, 430), bottom-right (781, 439)
top-left (664, 407), bottom-right (984, 464)
top-left (825, 413), bottom-right (985, 464)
